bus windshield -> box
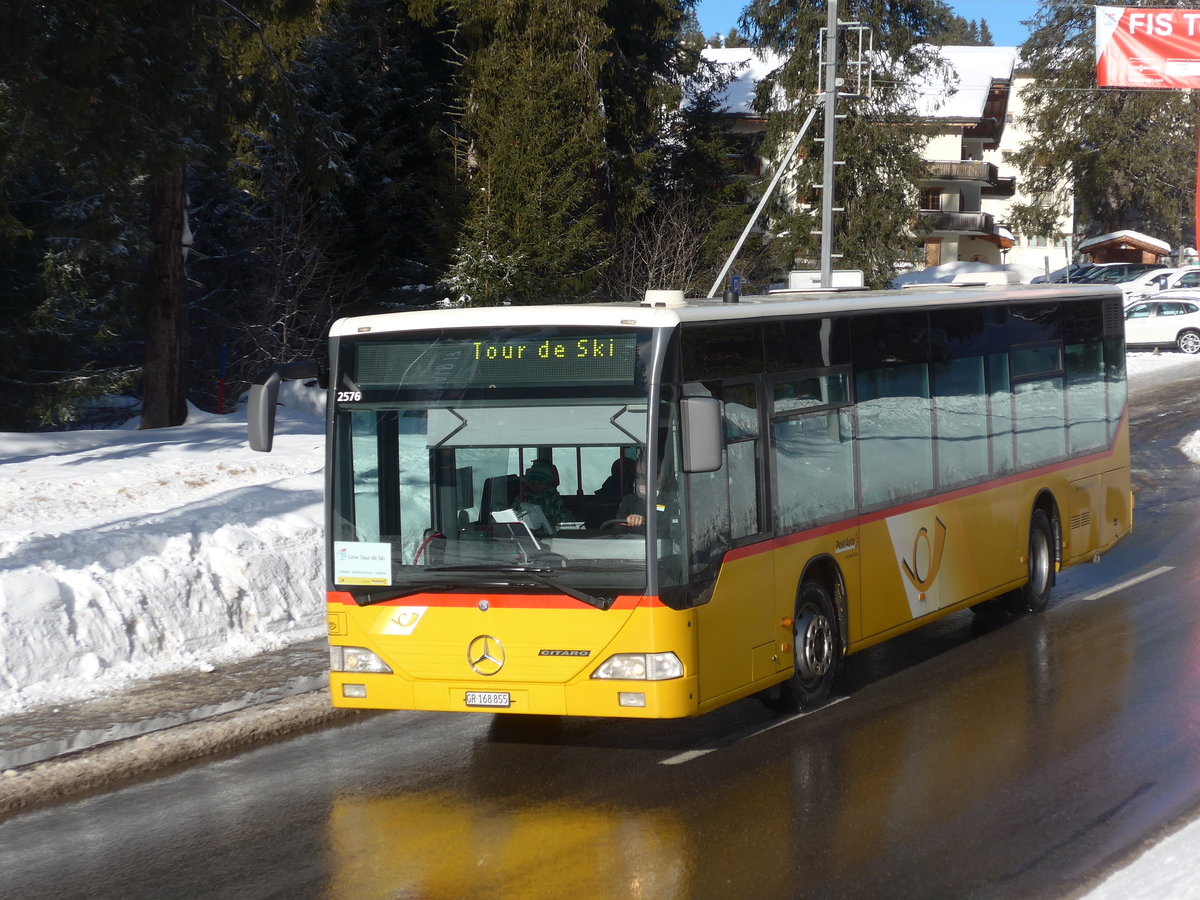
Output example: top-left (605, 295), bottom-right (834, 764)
top-left (329, 327), bottom-right (662, 601)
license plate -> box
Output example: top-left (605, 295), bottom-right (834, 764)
top-left (465, 691), bottom-right (511, 708)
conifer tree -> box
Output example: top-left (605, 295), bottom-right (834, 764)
top-left (0, 0), bottom-right (320, 428)
top-left (291, 0), bottom-right (463, 306)
top-left (1011, 0), bottom-right (1196, 247)
top-left (415, 0), bottom-right (703, 305)
top-left (413, 0), bottom-right (608, 304)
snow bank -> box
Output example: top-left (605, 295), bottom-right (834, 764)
top-left (0, 388), bottom-right (326, 714)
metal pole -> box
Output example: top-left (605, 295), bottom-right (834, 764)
top-left (820, 0), bottom-right (838, 288)
top-left (706, 106), bottom-right (819, 298)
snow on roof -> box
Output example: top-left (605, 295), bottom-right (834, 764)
top-left (909, 46), bottom-right (1018, 119)
top-left (1078, 230), bottom-right (1172, 254)
top-left (701, 45), bottom-right (1019, 121)
top-left (700, 47), bottom-right (787, 115)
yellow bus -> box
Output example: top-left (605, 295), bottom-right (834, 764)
top-left (248, 283), bottom-right (1132, 718)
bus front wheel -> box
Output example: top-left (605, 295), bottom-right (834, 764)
top-left (765, 581), bottom-right (841, 712)
top-left (1009, 509), bottom-right (1055, 615)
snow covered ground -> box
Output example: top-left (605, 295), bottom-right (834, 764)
top-left (1, 352), bottom-right (1199, 891)
top-left (0, 382), bottom-right (327, 716)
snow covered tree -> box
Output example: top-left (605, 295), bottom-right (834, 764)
top-left (296, 0), bottom-right (464, 305)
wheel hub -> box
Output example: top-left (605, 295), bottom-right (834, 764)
top-left (795, 607), bottom-right (833, 680)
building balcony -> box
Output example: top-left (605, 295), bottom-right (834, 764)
top-left (924, 160), bottom-right (999, 185)
top-left (918, 209), bottom-right (995, 234)
top-left (982, 176), bottom-right (1016, 198)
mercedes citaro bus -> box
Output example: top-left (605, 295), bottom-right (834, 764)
top-left (248, 283), bottom-right (1131, 718)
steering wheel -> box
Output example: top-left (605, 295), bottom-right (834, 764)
top-left (599, 518), bottom-right (644, 531)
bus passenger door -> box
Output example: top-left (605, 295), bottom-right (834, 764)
top-left (691, 471), bottom-right (777, 704)
top-left (688, 380), bottom-right (777, 704)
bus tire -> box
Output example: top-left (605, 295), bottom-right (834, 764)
top-left (765, 580), bottom-right (841, 713)
top-left (1009, 508), bottom-right (1055, 615)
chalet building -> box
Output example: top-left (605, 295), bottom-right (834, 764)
top-left (702, 44), bottom-right (1076, 277)
top-left (1078, 230), bottom-right (1169, 264)
top-left (985, 64), bottom-right (1074, 273)
top-left (914, 46), bottom-right (1022, 268)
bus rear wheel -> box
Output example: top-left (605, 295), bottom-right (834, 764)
top-left (765, 581), bottom-right (841, 713)
top-left (1008, 508), bottom-right (1055, 615)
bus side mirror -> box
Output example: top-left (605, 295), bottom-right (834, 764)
top-left (247, 359), bottom-right (322, 453)
top-left (681, 396), bottom-right (723, 473)
top-left (247, 373), bottom-right (282, 452)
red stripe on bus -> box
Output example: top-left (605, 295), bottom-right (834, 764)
top-left (327, 591), bottom-right (655, 610)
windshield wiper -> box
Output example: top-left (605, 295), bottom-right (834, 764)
top-left (427, 565), bottom-right (616, 610)
top-left (347, 582), bottom-right (480, 606)
top-left (514, 569), bottom-right (615, 611)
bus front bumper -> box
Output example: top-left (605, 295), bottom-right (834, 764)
top-left (329, 671), bottom-right (701, 718)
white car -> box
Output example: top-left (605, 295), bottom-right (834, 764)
top-left (1124, 297), bottom-right (1200, 354)
top-left (1161, 266), bottom-right (1200, 291)
top-left (1115, 267), bottom-right (1183, 303)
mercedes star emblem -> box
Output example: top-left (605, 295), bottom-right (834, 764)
top-left (468, 635), bottom-right (505, 676)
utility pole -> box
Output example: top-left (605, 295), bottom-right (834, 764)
top-left (820, 0), bottom-right (838, 288)
top-left (710, 15), bottom-right (870, 298)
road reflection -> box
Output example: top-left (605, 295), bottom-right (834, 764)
top-left (324, 597), bottom-right (1136, 897)
top-left (326, 792), bottom-right (687, 897)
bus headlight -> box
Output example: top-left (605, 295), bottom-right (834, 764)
top-left (330, 645), bottom-right (392, 674)
top-left (592, 652), bottom-right (683, 681)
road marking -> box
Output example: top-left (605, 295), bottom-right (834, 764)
top-left (1085, 566), bottom-right (1174, 601)
top-left (660, 749), bottom-right (714, 765)
top-left (659, 697), bottom-right (847, 765)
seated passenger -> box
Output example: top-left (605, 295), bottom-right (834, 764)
top-left (597, 455), bottom-right (637, 499)
top-left (519, 459), bottom-right (568, 531)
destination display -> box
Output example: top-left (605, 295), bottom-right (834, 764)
top-left (351, 331), bottom-right (642, 389)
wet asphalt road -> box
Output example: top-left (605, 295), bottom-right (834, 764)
top-left (1, 368), bottom-right (1199, 899)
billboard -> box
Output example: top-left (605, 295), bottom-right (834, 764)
top-left (1096, 6), bottom-right (1200, 88)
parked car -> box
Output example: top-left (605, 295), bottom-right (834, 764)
top-left (1075, 262), bottom-right (1165, 284)
top-left (1160, 266), bottom-right (1200, 290)
top-left (1130, 286), bottom-right (1200, 307)
top-left (1031, 263), bottom-right (1096, 283)
top-left (1124, 297), bottom-right (1200, 354)
top-left (1114, 267), bottom-right (1183, 302)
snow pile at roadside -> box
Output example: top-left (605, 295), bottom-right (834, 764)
top-left (1127, 350), bottom-right (1200, 464)
top-left (1085, 814), bottom-right (1200, 899)
top-left (0, 385), bottom-right (326, 715)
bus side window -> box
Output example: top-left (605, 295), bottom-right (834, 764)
top-left (856, 363), bottom-right (934, 508)
top-left (1066, 342), bottom-right (1106, 454)
top-left (1012, 343), bottom-right (1066, 466)
top-left (932, 355), bottom-right (988, 489)
top-left (988, 353), bottom-right (1015, 475)
top-left (723, 381), bottom-right (761, 539)
top-left (772, 409), bottom-right (855, 527)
